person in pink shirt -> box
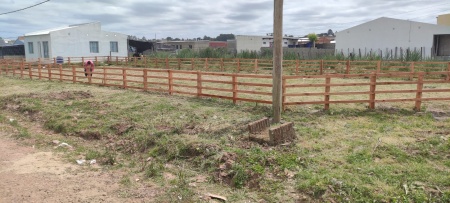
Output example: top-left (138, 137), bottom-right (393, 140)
top-left (84, 60), bottom-right (95, 77)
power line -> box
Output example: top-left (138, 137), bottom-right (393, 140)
top-left (0, 0), bottom-right (50, 16)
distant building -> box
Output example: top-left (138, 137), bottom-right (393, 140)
top-left (209, 41), bottom-right (227, 49)
top-left (24, 22), bottom-right (128, 62)
top-left (234, 35), bottom-right (299, 53)
top-left (156, 40), bottom-right (210, 52)
top-left (336, 17), bottom-right (450, 58)
top-left (437, 13), bottom-right (450, 26)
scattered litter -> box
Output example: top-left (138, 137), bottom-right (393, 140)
top-left (9, 118), bottom-right (15, 122)
top-left (89, 159), bottom-right (97, 165)
top-left (135, 179), bottom-right (140, 182)
top-left (57, 142), bottom-right (72, 148)
top-left (206, 193), bottom-right (227, 202)
top-left (403, 183), bottom-right (409, 195)
top-left (76, 159), bottom-right (86, 165)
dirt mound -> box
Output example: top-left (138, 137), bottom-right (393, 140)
top-left (47, 91), bottom-right (93, 100)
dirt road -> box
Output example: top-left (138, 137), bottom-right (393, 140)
top-left (0, 131), bottom-right (158, 203)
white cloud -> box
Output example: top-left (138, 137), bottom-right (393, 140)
top-left (0, 0), bottom-right (447, 39)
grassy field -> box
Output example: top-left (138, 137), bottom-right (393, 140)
top-left (1, 74), bottom-right (450, 202)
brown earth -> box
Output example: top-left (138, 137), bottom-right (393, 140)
top-left (0, 131), bottom-right (160, 203)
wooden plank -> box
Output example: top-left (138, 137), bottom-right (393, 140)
top-left (369, 75), bottom-right (376, 109)
top-left (415, 73), bottom-right (424, 111)
top-left (324, 76), bottom-right (331, 110)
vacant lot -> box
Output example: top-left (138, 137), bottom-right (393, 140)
top-left (1, 75), bottom-right (449, 202)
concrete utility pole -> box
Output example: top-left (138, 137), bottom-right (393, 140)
top-left (272, 0), bottom-right (283, 123)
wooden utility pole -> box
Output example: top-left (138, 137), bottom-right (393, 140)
top-left (273, 0), bottom-right (283, 123)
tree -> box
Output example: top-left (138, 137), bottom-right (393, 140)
top-left (215, 34), bottom-right (235, 41)
top-left (307, 33), bottom-right (318, 48)
top-left (166, 37), bottom-right (173, 41)
top-left (202, 35), bottom-right (212, 40)
top-left (327, 29), bottom-right (334, 36)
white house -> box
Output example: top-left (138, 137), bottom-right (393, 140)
top-left (24, 22), bottom-right (128, 62)
top-left (335, 17), bottom-right (450, 58)
top-left (235, 35), bottom-right (299, 53)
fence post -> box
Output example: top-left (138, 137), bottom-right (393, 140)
top-left (369, 74), bottom-right (377, 109)
top-left (295, 60), bottom-right (299, 75)
top-left (237, 58), bottom-right (241, 72)
top-left (122, 69), bottom-right (127, 88)
top-left (48, 64), bottom-right (52, 80)
top-left (324, 76), bottom-right (331, 110)
top-left (28, 64), bottom-right (32, 79)
top-left (205, 58), bottom-right (209, 71)
top-left (82, 57), bottom-right (85, 65)
top-left (155, 58), bottom-right (159, 68)
top-left (134, 57), bottom-right (137, 66)
top-left (165, 58), bottom-right (169, 69)
top-left (168, 70), bottom-right (173, 95)
top-left (254, 59), bottom-right (259, 73)
top-left (143, 69), bottom-right (148, 90)
top-left (38, 63), bottom-right (42, 79)
top-left (116, 56), bottom-right (119, 65)
top-left (68, 57), bottom-right (71, 66)
top-left (346, 60), bottom-right (350, 74)
top-left (220, 58), bottom-right (224, 72)
top-left (102, 68), bottom-right (107, 85)
top-left (20, 60), bottom-right (24, 79)
top-left (232, 74), bottom-right (237, 104)
top-left (12, 63), bottom-right (16, 77)
top-left (282, 77), bottom-right (286, 111)
top-left (5, 63), bottom-right (8, 75)
top-left (447, 62), bottom-right (450, 81)
top-left (178, 58), bottom-right (181, 70)
top-left (409, 62), bottom-right (415, 80)
top-left (53, 57), bottom-right (56, 65)
top-left (59, 64), bottom-right (63, 81)
top-left (320, 60), bottom-right (324, 75)
top-left (95, 56), bottom-right (98, 65)
top-left (414, 73), bottom-right (424, 111)
top-left (72, 65), bottom-right (76, 83)
top-left (144, 56), bottom-right (147, 68)
top-left (376, 61), bottom-right (381, 73)
top-left (197, 71), bottom-right (202, 97)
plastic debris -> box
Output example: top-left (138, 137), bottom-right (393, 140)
top-left (89, 159), bottom-right (97, 165)
top-left (9, 118), bottom-right (15, 122)
top-left (76, 160), bottom-right (86, 165)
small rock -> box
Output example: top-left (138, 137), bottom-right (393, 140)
top-left (52, 140), bottom-right (60, 145)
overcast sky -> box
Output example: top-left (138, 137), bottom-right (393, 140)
top-left (0, 0), bottom-right (448, 40)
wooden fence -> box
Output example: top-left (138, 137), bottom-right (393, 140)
top-left (17, 57), bottom-right (450, 76)
top-left (1, 60), bottom-right (449, 111)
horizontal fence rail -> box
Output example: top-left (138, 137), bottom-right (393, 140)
top-left (16, 57), bottom-right (450, 77)
top-left (1, 59), bottom-right (449, 111)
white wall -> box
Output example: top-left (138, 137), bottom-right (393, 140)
top-left (237, 35), bottom-right (298, 52)
top-left (336, 17), bottom-right (450, 57)
top-left (236, 35), bottom-right (263, 52)
top-left (24, 34), bottom-right (51, 60)
top-left (25, 22), bottom-right (128, 62)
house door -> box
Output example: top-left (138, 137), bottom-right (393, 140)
top-left (37, 42), bottom-right (42, 58)
top-left (43, 41), bottom-right (49, 58)
top-left (434, 35), bottom-right (450, 56)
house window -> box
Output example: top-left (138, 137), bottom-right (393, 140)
top-left (43, 41), bottom-right (49, 58)
top-left (284, 42), bottom-right (288, 44)
top-left (180, 45), bottom-right (182, 49)
top-left (263, 42), bottom-right (267, 44)
top-left (28, 42), bottom-right (34, 54)
top-left (110, 41), bottom-right (118, 52)
top-left (90, 41), bottom-right (99, 53)
top-left (189, 45), bottom-right (193, 49)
